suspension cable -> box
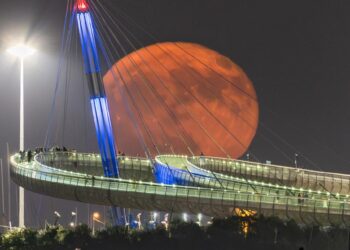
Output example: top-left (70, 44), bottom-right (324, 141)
top-left (91, 2), bottom-right (199, 156)
top-left (92, 2), bottom-right (231, 157)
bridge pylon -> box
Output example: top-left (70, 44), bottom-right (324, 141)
top-left (75, 0), bottom-right (119, 178)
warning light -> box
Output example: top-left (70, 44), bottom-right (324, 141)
top-left (76, 0), bottom-right (89, 12)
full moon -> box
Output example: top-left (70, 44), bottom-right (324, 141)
top-left (103, 42), bottom-right (259, 158)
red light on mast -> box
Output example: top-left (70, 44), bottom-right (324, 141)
top-left (76, 0), bottom-right (89, 12)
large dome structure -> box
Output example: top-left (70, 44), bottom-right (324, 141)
top-left (103, 42), bottom-right (259, 158)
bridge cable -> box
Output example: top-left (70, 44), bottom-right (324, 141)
top-left (91, 15), bottom-right (153, 160)
top-left (97, 2), bottom-right (258, 102)
top-left (91, 2), bottom-right (199, 156)
top-left (44, 0), bottom-right (74, 148)
top-left (91, 4), bottom-right (268, 195)
top-left (91, 1), bottom-right (231, 158)
top-left (94, 1), bottom-right (225, 157)
top-left (93, 2), bottom-right (263, 162)
top-left (95, 23), bottom-right (161, 158)
top-left (100, 2), bottom-right (327, 167)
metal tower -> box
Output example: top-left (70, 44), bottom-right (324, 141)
top-left (75, 0), bottom-right (119, 178)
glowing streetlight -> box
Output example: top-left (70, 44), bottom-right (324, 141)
top-left (92, 212), bottom-right (104, 235)
top-left (197, 213), bottom-right (202, 226)
top-left (7, 45), bottom-right (35, 58)
top-left (161, 213), bottom-right (169, 231)
top-left (93, 212), bottom-right (100, 220)
top-left (137, 213), bottom-right (142, 230)
top-left (54, 211), bottom-right (61, 226)
top-left (71, 208), bottom-right (78, 227)
top-left (7, 44), bottom-right (36, 228)
top-left (183, 213), bottom-right (188, 222)
top-left (147, 212), bottom-right (158, 230)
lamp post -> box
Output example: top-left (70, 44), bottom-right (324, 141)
top-left (161, 213), bottom-right (169, 231)
top-left (54, 211), bottom-right (61, 226)
top-left (136, 213), bottom-right (142, 230)
top-left (197, 213), bottom-right (202, 226)
top-left (92, 212), bottom-right (104, 235)
top-left (71, 207), bottom-right (78, 227)
top-left (7, 44), bottom-right (35, 228)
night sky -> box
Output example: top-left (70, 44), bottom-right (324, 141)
top-left (0, 0), bottom-right (350, 227)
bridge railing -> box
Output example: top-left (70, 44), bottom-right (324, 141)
top-left (10, 154), bottom-right (350, 225)
top-left (189, 156), bottom-right (350, 194)
top-left (33, 152), bottom-right (154, 181)
top-left (156, 155), bottom-right (347, 204)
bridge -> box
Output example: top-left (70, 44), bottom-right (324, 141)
top-left (7, 0), bottom-right (350, 227)
top-left (10, 151), bottom-right (350, 225)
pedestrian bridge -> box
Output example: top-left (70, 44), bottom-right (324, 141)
top-left (10, 152), bottom-right (350, 225)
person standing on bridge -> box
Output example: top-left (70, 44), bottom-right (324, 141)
top-left (297, 193), bottom-right (302, 205)
top-left (27, 150), bottom-right (32, 162)
top-left (200, 152), bottom-right (205, 167)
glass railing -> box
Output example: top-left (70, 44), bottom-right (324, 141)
top-left (9, 153), bottom-right (350, 223)
top-left (189, 156), bottom-right (350, 194)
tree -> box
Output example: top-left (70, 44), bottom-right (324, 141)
top-left (1, 228), bottom-right (37, 250)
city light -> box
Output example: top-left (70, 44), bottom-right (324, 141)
top-left (54, 211), bottom-right (61, 218)
top-left (137, 213), bottom-right (142, 230)
top-left (197, 213), bottom-right (202, 226)
top-left (92, 212), bottom-right (104, 236)
top-left (53, 211), bottom-right (61, 226)
top-left (76, 0), bottom-right (89, 12)
top-left (93, 212), bottom-right (100, 220)
top-left (7, 44), bottom-right (35, 58)
top-left (7, 43), bottom-right (36, 228)
top-left (183, 213), bottom-right (188, 222)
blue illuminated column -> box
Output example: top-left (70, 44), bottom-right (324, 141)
top-left (75, 0), bottom-right (119, 177)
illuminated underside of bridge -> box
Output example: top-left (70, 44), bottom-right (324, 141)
top-left (10, 152), bottom-right (350, 225)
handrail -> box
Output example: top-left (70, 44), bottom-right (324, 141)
top-left (9, 152), bottom-right (350, 225)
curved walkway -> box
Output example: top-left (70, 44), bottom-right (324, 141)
top-left (10, 152), bottom-right (350, 225)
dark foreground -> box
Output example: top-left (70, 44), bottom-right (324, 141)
top-left (1, 215), bottom-right (348, 250)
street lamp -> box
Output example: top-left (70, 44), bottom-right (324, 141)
top-left (197, 213), bottom-right (202, 226)
top-left (54, 211), bottom-right (61, 226)
top-left (70, 208), bottom-right (78, 227)
top-left (136, 213), bottom-right (142, 230)
top-left (92, 212), bottom-right (104, 236)
top-left (182, 213), bottom-right (188, 222)
top-left (153, 212), bottom-right (158, 223)
top-left (161, 213), bottom-right (169, 231)
top-left (148, 212), bottom-right (158, 230)
top-left (7, 44), bottom-right (36, 228)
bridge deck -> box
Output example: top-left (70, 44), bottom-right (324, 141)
top-left (10, 152), bottom-right (350, 225)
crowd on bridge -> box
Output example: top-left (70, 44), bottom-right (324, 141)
top-left (19, 146), bottom-right (72, 163)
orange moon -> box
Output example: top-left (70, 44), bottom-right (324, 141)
top-left (103, 42), bottom-right (259, 158)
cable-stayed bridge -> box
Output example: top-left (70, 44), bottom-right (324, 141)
top-left (9, 0), bottom-right (350, 227)
top-left (10, 152), bottom-right (350, 225)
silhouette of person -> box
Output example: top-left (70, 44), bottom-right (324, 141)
top-left (200, 152), bottom-right (205, 167)
top-left (27, 150), bottom-right (33, 162)
top-left (298, 193), bottom-right (302, 205)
